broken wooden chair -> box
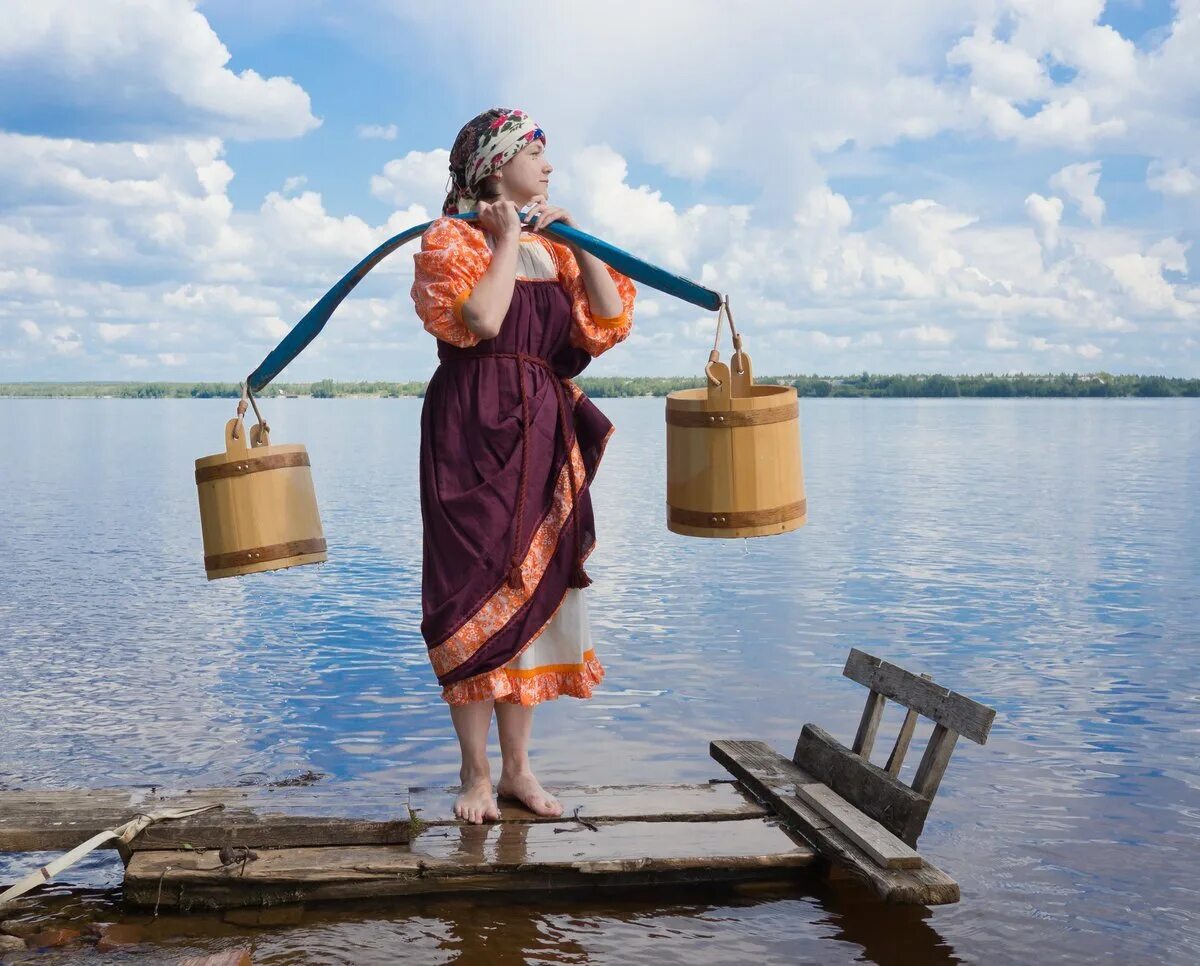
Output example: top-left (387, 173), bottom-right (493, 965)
top-left (712, 647), bottom-right (996, 904)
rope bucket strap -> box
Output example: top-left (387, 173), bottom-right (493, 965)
top-left (0, 802), bottom-right (224, 908)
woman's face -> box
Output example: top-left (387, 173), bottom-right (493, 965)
top-left (497, 139), bottom-right (552, 205)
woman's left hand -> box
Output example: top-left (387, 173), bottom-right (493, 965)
top-left (523, 195), bottom-right (577, 239)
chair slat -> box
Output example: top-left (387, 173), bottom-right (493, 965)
top-left (912, 724), bottom-right (960, 799)
top-left (852, 691), bottom-right (886, 760)
top-left (843, 650), bottom-right (995, 744)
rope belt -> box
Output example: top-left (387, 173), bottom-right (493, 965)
top-left (442, 352), bottom-right (591, 591)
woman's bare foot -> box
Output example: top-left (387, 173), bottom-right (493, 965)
top-left (497, 768), bottom-right (563, 817)
top-left (454, 775), bottom-right (500, 825)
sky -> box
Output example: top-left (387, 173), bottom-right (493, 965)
top-left (0, 0), bottom-right (1198, 382)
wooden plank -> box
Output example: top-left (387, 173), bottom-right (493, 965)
top-left (710, 740), bottom-right (959, 905)
top-left (794, 724), bottom-right (931, 845)
top-left (794, 783), bottom-right (922, 870)
top-left (0, 787), bottom-right (413, 852)
top-left (884, 673), bottom-right (930, 778)
top-left (407, 781), bottom-right (767, 826)
top-left (843, 649), bottom-right (995, 744)
top-left (0, 789), bottom-right (145, 851)
top-left (0, 782), bottom-right (767, 853)
top-left (911, 724), bottom-right (960, 800)
top-left (852, 691), bottom-right (886, 759)
top-left (885, 706), bottom-right (921, 777)
top-left (124, 819), bottom-right (817, 909)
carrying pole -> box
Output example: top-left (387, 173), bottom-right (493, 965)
top-left (246, 214), bottom-right (724, 393)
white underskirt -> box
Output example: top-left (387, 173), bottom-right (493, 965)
top-left (508, 587), bottom-right (592, 670)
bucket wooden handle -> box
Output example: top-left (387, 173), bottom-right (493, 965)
top-left (225, 417), bottom-right (248, 454)
top-left (705, 354), bottom-right (732, 409)
top-left (705, 347), bottom-right (754, 408)
top-left (730, 349), bottom-right (754, 396)
top-left (225, 417), bottom-right (271, 453)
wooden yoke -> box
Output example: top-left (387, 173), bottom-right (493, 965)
top-left (793, 649), bottom-right (996, 846)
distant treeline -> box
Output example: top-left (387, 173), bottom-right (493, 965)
top-left (2, 373), bottom-right (1198, 399)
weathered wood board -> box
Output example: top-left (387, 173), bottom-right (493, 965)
top-left (711, 739), bottom-right (960, 905)
top-left (793, 724), bottom-right (932, 845)
top-left (0, 782), bottom-right (766, 853)
top-left (793, 783), bottom-right (922, 870)
top-left (125, 818), bottom-right (817, 909)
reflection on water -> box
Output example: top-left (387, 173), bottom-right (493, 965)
top-left (1, 880), bottom-right (959, 966)
top-left (1, 398), bottom-right (1198, 963)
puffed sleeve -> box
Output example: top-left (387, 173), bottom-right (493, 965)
top-left (411, 217), bottom-right (491, 348)
top-left (549, 241), bottom-right (636, 357)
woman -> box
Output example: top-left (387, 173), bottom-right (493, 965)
top-left (411, 108), bottom-right (636, 824)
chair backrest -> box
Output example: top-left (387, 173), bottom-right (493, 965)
top-left (793, 648), bottom-right (996, 845)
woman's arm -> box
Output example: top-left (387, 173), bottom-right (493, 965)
top-left (460, 201), bottom-right (522, 339)
top-left (570, 248), bottom-right (624, 319)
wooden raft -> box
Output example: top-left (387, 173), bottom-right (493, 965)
top-left (711, 648), bottom-right (997, 905)
top-left (0, 782), bottom-right (815, 910)
top-left (1, 650), bottom-right (994, 911)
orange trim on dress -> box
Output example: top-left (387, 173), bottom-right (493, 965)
top-left (443, 649), bottom-right (605, 707)
top-left (427, 439), bottom-right (588, 679)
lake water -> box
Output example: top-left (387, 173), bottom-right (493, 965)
top-left (1, 397), bottom-right (1197, 964)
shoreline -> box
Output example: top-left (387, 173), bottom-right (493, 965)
top-left (1, 372), bottom-right (1198, 400)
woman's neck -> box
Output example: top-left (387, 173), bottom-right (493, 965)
top-left (496, 191), bottom-right (535, 210)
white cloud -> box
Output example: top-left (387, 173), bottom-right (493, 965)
top-left (642, 117), bottom-right (722, 181)
top-left (1025, 193), bottom-right (1065, 254)
top-left (3, 0), bottom-right (1199, 379)
top-left (986, 321), bottom-right (1019, 350)
top-left (358, 124), bottom-right (399, 141)
top-left (47, 325), bottom-right (83, 355)
top-left (0, 0), bottom-right (319, 140)
top-left (369, 149), bottom-right (449, 214)
top-left (13, 318), bottom-right (84, 355)
top-left (1147, 160), bottom-right (1200, 198)
top-left (1050, 161), bottom-right (1105, 225)
top-left (947, 27), bottom-right (1048, 102)
top-left (1105, 252), bottom-right (1189, 315)
top-left (96, 323), bottom-right (135, 343)
top-left (900, 324), bottom-right (955, 345)
top-left (1031, 336), bottom-right (1067, 353)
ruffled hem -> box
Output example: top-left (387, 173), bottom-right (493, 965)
top-left (442, 652), bottom-right (605, 707)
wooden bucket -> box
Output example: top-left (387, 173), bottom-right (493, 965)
top-left (195, 417), bottom-right (327, 580)
top-left (666, 348), bottom-right (806, 539)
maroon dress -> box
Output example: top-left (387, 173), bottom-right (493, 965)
top-left (411, 219), bottom-right (636, 705)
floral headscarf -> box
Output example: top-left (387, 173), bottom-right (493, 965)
top-left (442, 108), bottom-right (546, 216)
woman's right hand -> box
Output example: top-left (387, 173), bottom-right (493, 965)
top-left (476, 200), bottom-right (521, 244)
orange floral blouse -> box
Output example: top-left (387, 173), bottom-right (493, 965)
top-left (411, 217), bottom-right (636, 356)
